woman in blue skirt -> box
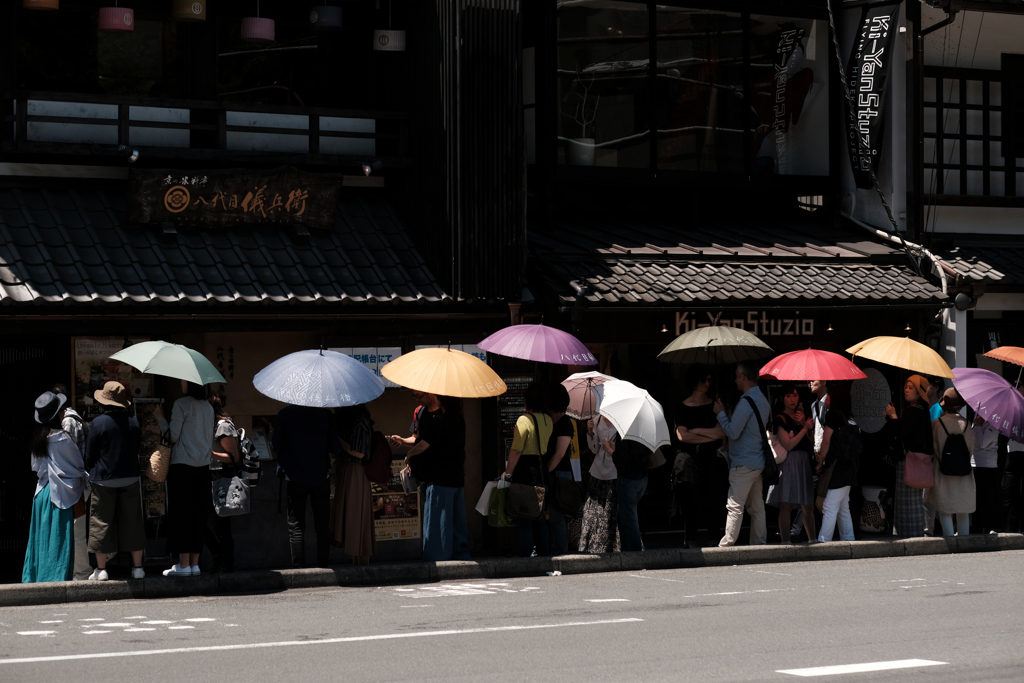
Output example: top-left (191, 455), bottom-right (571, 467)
top-left (23, 391), bottom-right (88, 583)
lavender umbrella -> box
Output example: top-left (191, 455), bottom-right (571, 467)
top-left (478, 324), bottom-right (596, 365)
top-left (952, 367), bottom-right (1024, 442)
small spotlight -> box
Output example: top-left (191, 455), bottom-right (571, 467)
top-left (905, 321), bottom-right (912, 332)
top-left (661, 324), bottom-right (668, 333)
top-left (362, 160), bottom-right (384, 176)
top-left (827, 322), bottom-right (834, 332)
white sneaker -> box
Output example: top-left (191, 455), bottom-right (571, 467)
top-left (88, 568), bottom-right (109, 581)
top-left (162, 564), bottom-right (192, 577)
top-left (190, 566), bottom-right (201, 577)
top-left (131, 567), bottom-right (145, 580)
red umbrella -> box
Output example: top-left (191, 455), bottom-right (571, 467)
top-left (760, 348), bottom-right (868, 381)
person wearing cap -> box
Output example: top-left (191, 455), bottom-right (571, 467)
top-left (83, 382), bottom-right (145, 581)
top-left (882, 374), bottom-right (934, 538)
top-left (925, 388), bottom-right (976, 537)
top-left (22, 391), bottom-right (88, 583)
top-left (49, 382), bottom-right (92, 580)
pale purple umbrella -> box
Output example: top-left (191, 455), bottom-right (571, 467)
top-left (952, 367), bottom-right (1024, 441)
top-left (478, 324), bottom-right (597, 365)
top-left (561, 371), bottom-right (615, 420)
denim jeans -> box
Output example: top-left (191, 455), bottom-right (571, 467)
top-left (617, 475), bottom-right (648, 552)
top-left (422, 484), bottom-right (471, 562)
top-left (548, 471), bottom-right (573, 555)
top-left (818, 486), bottom-right (854, 542)
top-left (286, 479), bottom-right (331, 568)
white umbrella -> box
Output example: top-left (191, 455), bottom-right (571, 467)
top-left (561, 371), bottom-right (615, 420)
top-left (594, 380), bottom-right (671, 452)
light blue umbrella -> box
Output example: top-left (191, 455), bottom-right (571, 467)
top-left (253, 349), bottom-right (385, 408)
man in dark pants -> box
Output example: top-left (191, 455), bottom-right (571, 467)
top-left (273, 405), bottom-right (341, 568)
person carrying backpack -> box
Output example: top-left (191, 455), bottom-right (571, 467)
top-left (925, 388), bottom-right (976, 537)
top-left (815, 406), bottom-right (861, 543)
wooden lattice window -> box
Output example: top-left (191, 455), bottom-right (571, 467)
top-left (923, 63), bottom-right (1024, 199)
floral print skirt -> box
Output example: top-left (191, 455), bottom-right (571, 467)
top-left (578, 477), bottom-right (620, 553)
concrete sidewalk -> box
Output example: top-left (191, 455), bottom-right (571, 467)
top-left (4, 533), bottom-right (1022, 608)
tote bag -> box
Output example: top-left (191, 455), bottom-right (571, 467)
top-left (903, 450), bottom-right (934, 489)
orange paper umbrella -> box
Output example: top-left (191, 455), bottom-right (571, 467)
top-left (381, 347), bottom-right (507, 398)
top-left (846, 336), bottom-right (955, 379)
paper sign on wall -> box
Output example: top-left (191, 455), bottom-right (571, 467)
top-left (329, 346), bottom-right (403, 389)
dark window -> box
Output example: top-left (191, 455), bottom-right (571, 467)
top-left (555, 1), bottom-right (830, 177)
top-left (1003, 53), bottom-right (1024, 160)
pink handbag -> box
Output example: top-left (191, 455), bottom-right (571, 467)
top-left (903, 450), bottom-right (934, 489)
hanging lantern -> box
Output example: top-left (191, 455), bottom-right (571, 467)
top-left (373, 29), bottom-right (406, 52)
top-left (99, 6), bottom-right (134, 33)
top-left (309, 5), bottom-right (342, 30)
top-left (23, 0), bottom-right (59, 9)
top-left (241, 17), bottom-right (274, 41)
top-left (173, 0), bottom-right (206, 22)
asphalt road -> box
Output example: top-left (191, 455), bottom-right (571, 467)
top-left (2, 550), bottom-right (1024, 682)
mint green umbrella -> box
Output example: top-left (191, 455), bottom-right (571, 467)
top-left (110, 341), bottom-right (226, 385)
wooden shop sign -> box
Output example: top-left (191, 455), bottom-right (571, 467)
top-left (128, 167), bottom-right (341, 229)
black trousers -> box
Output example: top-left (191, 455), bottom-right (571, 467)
top-left (167, 464), bottom-right (211, 556)
top-left (1002, 456), bottom-right (1024, 532)
top-left (286, 479), bottom-right (331, 568)
top-left (975, 467), bottom-right (1003, 532)
top-left (205, 512), bottom-right (234, 570)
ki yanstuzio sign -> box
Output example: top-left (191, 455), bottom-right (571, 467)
top-left (128, 167), bottom-right (341, 229)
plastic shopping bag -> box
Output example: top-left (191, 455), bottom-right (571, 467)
top-left (475, 481), bottom-right (498, 516)
top-left (487, 482), bottom-right (515, 528)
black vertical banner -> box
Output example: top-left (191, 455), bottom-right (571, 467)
top-left (846, 3), bottom-right (900, 189)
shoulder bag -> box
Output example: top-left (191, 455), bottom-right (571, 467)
top-left (505, 414), bottom-right (547, 520)
top-left (744, 396), bottom-right (779, 485)
top-left (212, 420), bottom-right (251, 517)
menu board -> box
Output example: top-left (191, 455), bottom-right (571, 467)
top-left (71, 337), bottom-right (151, 421)
top-left (497, 375), bottom-right (534, 457)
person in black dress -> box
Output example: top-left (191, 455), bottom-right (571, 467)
top-left (672, 365), bottom-right (726, 547)
top-left (765, 385), bottom-right (817, 543)
top-left (882, 375), bottom-right (933, 537)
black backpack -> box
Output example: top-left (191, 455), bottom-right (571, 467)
top-left (937, 418), bottom-right (972, 476)
top-left (830, 416), bottom-right (863, 466)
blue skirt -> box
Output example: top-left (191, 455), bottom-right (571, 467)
top-left (22, 483), bottom-right (74, 583)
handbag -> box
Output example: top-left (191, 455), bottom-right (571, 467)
top-left (142, 443), bottom-right (171, 483)
top-left (815, 461), bottom-right (836, 513)
top-left (551, 476), bottom-right (584, 516)
top-left (744, 396), bottom-right (779, 485)
top-left (903, 450), bottom-right (934, 489)
top-left (770, 414), bottom-right (792, 464)
top-left (212, 425), bottom-right (250, 517)
top-left (504, 414), bottom-right (546, 520)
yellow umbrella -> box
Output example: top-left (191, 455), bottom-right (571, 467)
top-left (846, 336), bottom-right (955, 379)
top-left (381, 347), bottom-right (507, 398)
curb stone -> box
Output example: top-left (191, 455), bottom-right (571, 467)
top-left (3, 534), bottom-right (1021, 608)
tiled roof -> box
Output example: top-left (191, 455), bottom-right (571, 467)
top-left (939, 243), bottom-right (1024, 286)
top-left (0, 183), bottom-right (448, 307)
top-left (531, 216), bottom-right (945, 306)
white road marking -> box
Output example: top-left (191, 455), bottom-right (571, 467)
top-left (225, 624), bottom-right (239, 627)
top-left (82, 631), bottom-right (111, 635)
top-left (778, 659), bottom-right (947, 677)
top-left (97, 623), bottom-right (131, 627)
top-left (0, 618), bottom-right (644, 665)
top-left (17, 631), bottom-right (55, 636)
top-left (168, 626), bottom-right (195, 630)
top-left (585, 599), bottom-right (629, 603)
top-left (889, 578), bottom-right (925, 582)
top-left (39, 620), bottom-right (63, 624)
top-left (141, 621), bottom-right (174, 625)
top-left (79, 618), bottom-right (105, 622)
top-left (184, 618), bottom-right (216, 622)
top-left (124, 616), bottom-right (147, 620)
top-left (124, 628), bottom-right (156, 632)
top-left (400, 605), bottom-right (435, 608)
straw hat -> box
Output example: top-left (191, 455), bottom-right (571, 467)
top-left (94, 381), bottom-right (130, 408)
top-left (939, 387), bottom-right (966, 412)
